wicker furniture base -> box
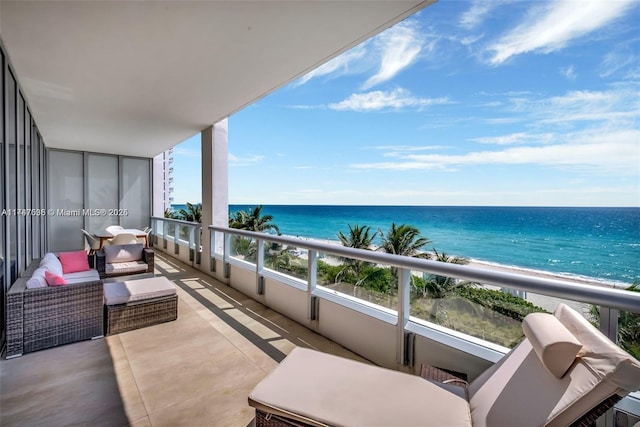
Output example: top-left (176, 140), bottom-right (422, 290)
top-left (7, 277), bottom-right (104, 358)
top-left (105, 295), bottom-right (178, 335)
top-left (255, 410), bottom-right (315, 427)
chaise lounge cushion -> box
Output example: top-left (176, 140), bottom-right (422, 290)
top-left (522, 313), bottom-right (582, 379)
top-left (249, 347), bottom-right (472, 427)
top-left (468, 305), bottom-right (640, 427)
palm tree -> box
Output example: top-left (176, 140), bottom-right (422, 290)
top-left (229, 205), bottom-right (280, 235)
top-left (337, 224), bottom-right (377, 280)
top-left (164, 208), bottom-right (178, 219)
top-left (378, 223), bottom-right (431, 292)
top-left (421, 248), bottom-right (472, 322)
top-left (178, 202), bottom-right (202, 223)
top-left (590, 282), bottom-right (640, 359)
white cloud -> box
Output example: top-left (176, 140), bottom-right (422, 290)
top-left (560, 65), bottom-right (577, 80)
top-left (171, 147), bottom-right (200, 158)
top-left (459, 1), bottom-right (498, 29)
top-left (350, 129), bottom-right (640, 174)
top-left (229, 153), bottom-right (264, 166)
top-left (471, 132), bottom-right (555, 145)
top-left (599, 50), bottom-right (638, 78)
top-left (487, 0), bottom-right (635, 65)
top-left (329, 88), bottom-right (448, 112)
top-left (294, 44), bottom-right (368, 86)
top-left (362, 21), bottom-right (423, 89)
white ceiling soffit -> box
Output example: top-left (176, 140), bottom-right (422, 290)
top-left (0, 1), bottom-right (434, 158)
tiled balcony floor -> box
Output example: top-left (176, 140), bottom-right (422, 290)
top-left (1, 253), bottom-right (369, 426)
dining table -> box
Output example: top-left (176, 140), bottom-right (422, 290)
top-left (93, 228), bottom-right (148, 249)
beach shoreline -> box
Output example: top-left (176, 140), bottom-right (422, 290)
top-left (285, 234), bottom-right (629, 290)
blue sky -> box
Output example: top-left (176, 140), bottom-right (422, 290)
top-left (171, 0), bottom-right (639, 207)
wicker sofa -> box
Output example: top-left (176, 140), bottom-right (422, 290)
top-left (6, 253), bottom-right (104, 358)
top-left (95, 244), bottom-right (154, 279)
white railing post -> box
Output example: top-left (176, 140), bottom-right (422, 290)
top-left (256, 238), bottom-right (264, 295)
top-left (173, 222), bottom-right (180, 254)
top-left (308, 250), bottom-right (318, 321)
top-left (223, 231), bottom-right (231, 279)
top-left (209, 228), bottom-right (216, 272)
top-left (195, 225), bottom-right (201, 266)
top-left (189, 225), bottom-right (195, 262)
top-left (599, 306), bottom-right (619, 344)
top-left (397, 267), bottom-right (411, 366)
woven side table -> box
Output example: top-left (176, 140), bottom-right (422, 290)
top-left (105, 295), bottom-right (177, 335)
top-left (103, 277), bottom-right (178, 335)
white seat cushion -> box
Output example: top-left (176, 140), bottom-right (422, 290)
top-left (103, 277), bottom-right (176, 306)
top-left (249, 347), bottom-right (472, 427)
top-left (106, 261), bottom-right (148, 275)
top-left (63, 269), bottom-right (100, 284)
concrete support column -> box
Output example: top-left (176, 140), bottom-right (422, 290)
top-left (151, 153), bottom-right (165, 217)
top-left (201, 119), bottom-right (229, 273)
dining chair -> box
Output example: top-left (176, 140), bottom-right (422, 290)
top-left (81, 229), bottom-right (101, 253)
top-left (107, 232), bottom-right (138, 246)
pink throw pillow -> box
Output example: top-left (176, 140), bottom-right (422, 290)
top-left (58, 250), bottom-right (90, 274)
top-left (45, 270), bottom-right (67, 286)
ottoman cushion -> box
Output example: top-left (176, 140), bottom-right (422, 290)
top-left (104, 277), bottom-right (176, 306)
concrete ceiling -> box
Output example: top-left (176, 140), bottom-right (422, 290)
top-left (0, 1), bottom-right (433, 158)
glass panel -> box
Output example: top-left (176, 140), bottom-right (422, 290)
top-left (317, 251), bottom-right (396, 311)
top-left (264, 241), bottom-right (308, 281)
top-left (16, 95), bottom-right (26, 270)
top-left (86, 154), bottom-right (118, 232)
top-left (229, 235), bottom-right (256, 264)
top-left (40, 138), bottom-right (46, 251)
top-left (48, 151), bottom-right (84, 252)
top-left (121, 157), bottom-right (150, 229)
top-left (0, 51), bottom-right (5, 345)
top-left (8, 70), bottom-right (18, 284)
top-left (24, 107), bottom-right (31, 266)
top-left (409, 276), bottom-right (579, 348)
top-left (30, 122), bottom-right (40, 258)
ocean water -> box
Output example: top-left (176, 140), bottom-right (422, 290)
top-left (173, 204), bottom-right (640, 285)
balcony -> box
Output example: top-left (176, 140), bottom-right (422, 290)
top-left (0, 252), bottom-right (367, 425)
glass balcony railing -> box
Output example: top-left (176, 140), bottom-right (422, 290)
top-left (150, 218), bottom-right (640, 358)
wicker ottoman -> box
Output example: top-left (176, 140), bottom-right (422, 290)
top-left (104, 276), bottom-right (178, 335)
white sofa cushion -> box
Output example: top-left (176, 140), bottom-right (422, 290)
top-left (26, 267), bottom-right (48, 289)
top-left (105, 261), bottom-right (148, 275)
top-left (39, 253), bottom-right (63, 276)
top-left (523, 313), bottom-right (582, 379)
top-left (103, 277), bottom-right (176, 305)
top-left (103, 244), bottom-right (144, 264)
top-left (63, 269), bottom-right (100, 284)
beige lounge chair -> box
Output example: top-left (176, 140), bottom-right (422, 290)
top-left (248, 303), bottom-right (640, 426)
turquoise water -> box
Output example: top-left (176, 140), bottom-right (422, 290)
top-left (172, 204), bottom-right (640, 285)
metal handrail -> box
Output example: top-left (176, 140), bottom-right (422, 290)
top-left (151, 216), bottom-right (200, 227)
top-left (210, 226), bottom-right (640, 313)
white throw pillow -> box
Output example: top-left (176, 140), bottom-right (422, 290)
top-left (39, 253), bottom-right (64, 276)
top-left (26, 267), bottom-right (48, 289)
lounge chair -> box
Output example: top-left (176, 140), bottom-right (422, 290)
top-left (248, 303), bottom-right (640, 426)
